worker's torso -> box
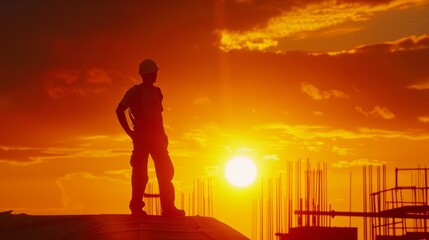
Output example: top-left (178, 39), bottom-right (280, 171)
top-left (126, 84), bottom-right (164, 133)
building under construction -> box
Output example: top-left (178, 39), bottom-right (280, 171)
top-left (252, 160), bottom-right (429, 240)
top-left (369, 168), bottom-right (429, 240)
top-left (276, 166), bottom-right (429, 240)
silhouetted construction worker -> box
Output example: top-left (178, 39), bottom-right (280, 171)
top-left (116, 59), bottom-right (185, 217)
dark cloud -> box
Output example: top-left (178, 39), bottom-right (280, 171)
top-left (339, 0), bottom-right (393, 4)
top-left (0, 1), bottom-right (215, 95)
top-left (0, 0), bottom-right (412, 92)
top-left (354, 34), bottom-right (429, 53)
top-left (0, 1), bottom-right (220, 143)
top-left (207, 39), bottom-right (429, 129)
top-left (44, 68), bottom-right (112, 99)
top-left (219, 0), bottom-right (395, 30)
top-left (0, 146), bottom-right (68, 165)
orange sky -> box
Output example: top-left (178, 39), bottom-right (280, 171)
top-left (1, 1), bottom-right (429, 239)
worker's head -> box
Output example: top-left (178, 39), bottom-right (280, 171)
top-left (139, 59), bottom-right (158, 84)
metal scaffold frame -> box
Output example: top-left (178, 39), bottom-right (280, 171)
top-left (273, 162), bottom-right (429, 240)
top-left (370, 167), bottom-right (429, 240)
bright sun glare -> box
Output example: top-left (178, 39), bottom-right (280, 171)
top-left (225, 156), bottom-right (257, 188)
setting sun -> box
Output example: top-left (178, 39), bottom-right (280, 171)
top-left (225, 156), bottom-right (257, 188)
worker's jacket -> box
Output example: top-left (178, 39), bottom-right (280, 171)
top-left (119, 83), bottom-right (165, 136)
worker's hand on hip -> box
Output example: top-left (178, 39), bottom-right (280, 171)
top-left (164, 134), bottom-right (169, 147)
top-left (127, 130), bottom-right (135, 140)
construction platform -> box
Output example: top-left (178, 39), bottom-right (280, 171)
top-left (0, 211), bottom-right (249, 240)
top-left (276, 226), bottom-right (358, 240)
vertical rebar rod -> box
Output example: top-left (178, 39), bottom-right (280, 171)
top-left (349, 171), bottom-right (352, 227)
top-left (192, 179), bottom-right (195, 216)
top-left (325, 162), bottom-right (328, 227)
top-left (260, 178), bottom-right (263, 240)
top-left (377, 166), bottom-right (381, 238)
top-left (187, 192), bottom-right (190, 217)
top-left (181, 192), bottom-right (184, 214)
top-left (363, 166), bottom-right (367, 240)
top-left (423, 166), bottom-right (428, 236)
top-left (369, 166), bottom-right (372, 240)
top-left (383, 165), bottom-right (387, 235)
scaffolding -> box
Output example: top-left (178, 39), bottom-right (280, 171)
top-left (272, 163), bottom-right (429, 240)
top-left (370, 168), bottom-right (429, 240)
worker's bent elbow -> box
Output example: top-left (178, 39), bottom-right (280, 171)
top-left (116, 104), bottom-right (126, 115)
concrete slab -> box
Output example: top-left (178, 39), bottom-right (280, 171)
top-left (0, 211), bottom-right (249, 240)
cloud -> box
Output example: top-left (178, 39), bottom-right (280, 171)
top-left (104, 169), bottom-right (132, 179)
top-left (44, 68), bottom-right (111, 99)
top-left (55, 172), bottom-right (129, 213)
top-left (352, 34), bottom-right (429, 54)
top-left (194, 95), bottom-right (212, 105)
top-left (370, 105), bottom-right (396, 119)
top-left (0, 145), bottom-right (67, 166)
top-left (218, 0), bottom-right (429, 52)
top-left (309, 26), bottom-right (364, 38)
top-left (219, 1), bottom-right (370, 51)
top-left (84, 68), bottom-right (111, 84)
top-left (262, 154), bottom-right (280, 161)
top-left (182, 122), bottom-right (222, 148)
top-left (355, 105), bottom-right (396, 119)
top-left (408, 76), bottom-right (429, 90)
top-left (408, 82), bottom-right (429, 90)
top-left (332, 158), bottom-right (386, 168)
top-left (301, 83), bottom-right (349, 100)
top-left (0, 144), bottom-right (130, 166)
top-left (168, 148), bottom-right (194, 158)
top-left (357, 127), bottom-right (429, 140)
top-left (235, 147), bottom-right (255, 153)
top-left (78, 135), bottom-right (109, 141)
top-left (205, 166), bottom-right (219, 176)
top-left (257, 123), bottom-right (429, 140)
top-left (418, 116), bottom-right (429, 123)
top-left (331, 145), bottom-right (354, 156)
top-left (324, 34), bottom-right (429, 55)
top-left (302, 141), bottom-right (326, 152)
top-left (355, 106), bottom-right (369, 117)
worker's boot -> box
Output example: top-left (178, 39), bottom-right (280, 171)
top-left (161, 207), bottom-right (186, 217)
top-left (129, 200), bottom-right (147, 217)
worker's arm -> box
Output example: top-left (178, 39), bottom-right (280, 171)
top-left (116, 104), bottom-right (134, 139)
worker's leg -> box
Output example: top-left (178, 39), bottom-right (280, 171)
top-left (150, 133), bottom-right (184, 216)
top-left (129, 141), bottom-right (149, 214)
top-left (151, 146), bottom-right (176, 211)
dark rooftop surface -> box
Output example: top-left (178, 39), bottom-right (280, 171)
top-left (0, 211), bottom-right (249, 240)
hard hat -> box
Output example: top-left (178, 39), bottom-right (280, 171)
top-left (139, 59), bottom-right (159, 75)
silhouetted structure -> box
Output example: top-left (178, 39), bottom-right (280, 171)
top-left (143, 178), bottom-right (214, 217)
top-left (0, 211), bottom-right (249, 240)
top-left (116, 59), bottom-right (185, 217)
top-left (276, 226), bottom-right (357, 240)
top-left (273, 164), bottom-right (429, 240)
top-left (251, 160), bottom-right (331, 240)
top-left (369, 168), bottom-right (429, 240)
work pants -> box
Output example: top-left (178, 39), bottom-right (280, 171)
top-left (129, 132), bottom-right (175, 211)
